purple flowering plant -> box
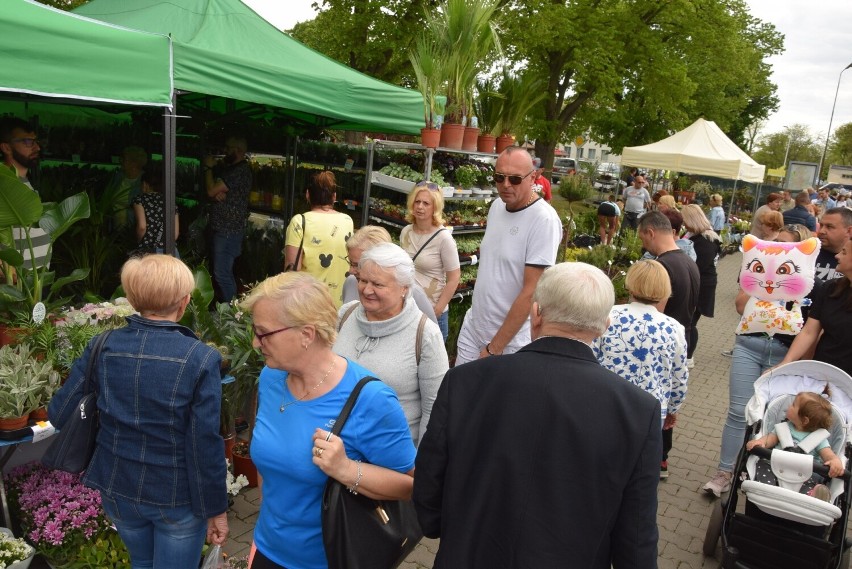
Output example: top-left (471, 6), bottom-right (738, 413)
top-left (4, 462), bottom-right (130, 567)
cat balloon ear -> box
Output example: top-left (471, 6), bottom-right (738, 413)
top-left (796, 237), bottom-right (820, 255)
top-left (742, 234), bottom-right (759, 252)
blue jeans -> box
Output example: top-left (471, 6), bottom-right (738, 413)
top-left (100, 494), bottom-right (207, 569)
top-left (437, 310), bottom-right (449, 342)
top-left (717, 334), bottom-right (788, 471)
top-left (212, 231), bottom-right (243, 302)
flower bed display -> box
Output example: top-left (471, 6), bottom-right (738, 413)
top-left (4, 463), bottom-right (131, 568)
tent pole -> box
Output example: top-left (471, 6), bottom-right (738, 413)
top-left (727, 180), bottom-right (738, 226)
top-left (362, 141), bottom-right (376, 227)
top-left (164, 92), bottom-right (177, 256)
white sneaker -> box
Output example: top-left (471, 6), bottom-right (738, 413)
top-left (702, 470), bottom-right (733, 498)
top-left (686, 357), bottom-right (695, 369)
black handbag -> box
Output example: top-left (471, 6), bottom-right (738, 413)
top-left (41, 331), bottom-right (112, 474)
top-left (283, 213), bottom-right (306, 272)
top-left (321, 377), bottom-right (422, 569)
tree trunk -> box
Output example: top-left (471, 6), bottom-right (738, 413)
top-left (535, 140), bottom-right (558, 176)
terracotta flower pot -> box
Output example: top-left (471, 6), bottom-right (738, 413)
top-left (223, 432), bottom-right (236, 462)
top-left (477, 134), bottom-right (496, 154)
top-left (0, 414), bottom-right (29, 431)
top-left (439, 122), bottom-right (465, 150)
top-left (30, 407), bottom-right (48, 422)
top-left (420, 127), bottom-right (441, 149)
top-left (495, 134), bottom-right (515, 154)
top-left (0, 326), bottom-right (24, 347)
top-left (462, 127), bottom-right (480, 151)
top-left (233, 452), bottom-right (258, 488)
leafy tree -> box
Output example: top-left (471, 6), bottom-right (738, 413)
top-left (751, 124), bottom-right (822, 176)
top-left (827, 122), bottom-right (852, 167)
top-left (290, 1), bottom-right (438, 85)
top-left (499, 0), bottom-right (782, 172)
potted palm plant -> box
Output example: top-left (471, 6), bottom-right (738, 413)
top-left (493, 69), bottom-right (547, 153)
top-left (474, 78), bottom-right (502, 153)
top-left (409, 37), bottom-right (446, 149)
top-left (422, 0), bottom-right (502, 150)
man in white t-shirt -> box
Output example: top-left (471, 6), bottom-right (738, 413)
top-left (621, 175), bottom-right (652, 231)
top-left (455, 147), bottom-right (562, 365)
top-left (0, 117), bottom-right (50, 269)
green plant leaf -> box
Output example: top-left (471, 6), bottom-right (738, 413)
top-left (0, 169), bottom-right (42, 228)
top-left (0, 284), bottom-right (26, 303)
top-left (39, 192), bottom-right (90, 240)
top-left (49, 268), bottom-right (91, 295)
top-left (0, 248), bottom-right (24, 267)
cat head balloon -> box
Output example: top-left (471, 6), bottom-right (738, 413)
top-left (737, 235), bottom-right (820, 336)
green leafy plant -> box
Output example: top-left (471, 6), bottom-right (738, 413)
top-left (558, 175), bottom-right (594, 249)
top-left (493, 68), bottom-right (547, 137)
top-left (409, 36), bottom-right (447, 129)
top-left (453, 165), bottom-right (480, 188)
top-left (0, 343), bottom-right (59, 418)
top-left (0, 164), bottom-right (91, 318)
top-left (474, 78), bottom-right (503, 136)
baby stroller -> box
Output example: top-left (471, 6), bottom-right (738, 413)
top-left (704, 361), bottom-right (852, 569)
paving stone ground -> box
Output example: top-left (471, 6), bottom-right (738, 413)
top-left (183, 251), bottom-right (852, 568)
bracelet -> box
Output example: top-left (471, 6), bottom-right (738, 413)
top-left (347, 460), bottom-right (362, 495)
top-left (485, 342), bottom-right (499, 356)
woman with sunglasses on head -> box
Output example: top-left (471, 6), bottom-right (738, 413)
top-left (400, 181), bottom-right (461, 341)
top-left (242, 272), bottom-right (416, 569)
top-left (284, 171), bottom-right (354, 307)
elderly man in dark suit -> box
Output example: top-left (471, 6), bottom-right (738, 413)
top-left (414, 262), bottom-right (661, 569)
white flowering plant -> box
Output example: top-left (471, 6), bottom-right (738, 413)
top-left (226, 460), bottom-right (249, 496)
top-left (0, 529), bottom-right (34, 568)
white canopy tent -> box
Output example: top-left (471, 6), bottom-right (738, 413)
top-left (622, 118), bottom-right (765, 183)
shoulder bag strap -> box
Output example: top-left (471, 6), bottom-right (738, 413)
top-left (84, 330), bottom-right (112, 395)
top-left (411, 228), bottom-right (445, 262)
top-left (338, 302), bottom-right (359, 332)
top-left (415, 313), bottom-right (427, 366)
top-left (330, 376), bottom-right (379, 437)
top-left (293, 213), bottom-right (306, 269)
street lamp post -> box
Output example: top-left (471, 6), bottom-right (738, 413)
top-left (816, 62), bottom-right (852, 186)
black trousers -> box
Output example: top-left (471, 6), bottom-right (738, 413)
top-left (250, 549), bottom-right (288, 569)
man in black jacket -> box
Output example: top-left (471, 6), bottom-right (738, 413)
top-left (414, 262), bottom-right (661, 569)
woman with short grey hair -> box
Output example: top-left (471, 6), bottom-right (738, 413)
top-left (334, 243), bottom-right (448, 444)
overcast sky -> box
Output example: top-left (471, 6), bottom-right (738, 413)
top-left (244, 0), bottom-right (852, 140)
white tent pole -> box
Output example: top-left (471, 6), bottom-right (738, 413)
top-left (728, 180), bottom-right (738, 225)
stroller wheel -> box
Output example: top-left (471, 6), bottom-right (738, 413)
top-left (703, 501), bottom-right (724, 557)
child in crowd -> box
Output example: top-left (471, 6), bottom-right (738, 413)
top-left (746, 389), bottom-right (844, 500)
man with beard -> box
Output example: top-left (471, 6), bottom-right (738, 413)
top-left (203, 135), bottom-right (252, 301)
top-left (0, 117), bottom-right (50, 269)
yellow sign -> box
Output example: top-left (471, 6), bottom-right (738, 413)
top-left (574, 136), bottom-right (584, 147)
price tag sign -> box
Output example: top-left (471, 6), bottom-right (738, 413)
top-left (31, 421), bottom-right (56, 443)
top-left (32, 302), bottom-right (46, 324)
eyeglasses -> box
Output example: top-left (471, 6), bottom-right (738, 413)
top-left (252, 325), bottom-right (293, 344)
top-left (344, 256), bottom-right (359, 269)
top-left (414, 181), bottom-right (440, 191)
top-left (9, 137), bottom-right (39, 148)
top-left (493, 170), bottom-right (534, 185)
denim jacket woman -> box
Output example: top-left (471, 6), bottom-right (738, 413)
top-left (48, 255), bottom-right (229, 567)
top-left (49, 315), bottom-right (227, 518)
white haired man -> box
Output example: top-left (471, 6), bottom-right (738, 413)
top-left (415, 262), bottom-right (661, 569)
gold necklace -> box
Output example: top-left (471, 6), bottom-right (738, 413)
top-left (280, 358), bottom-right (336, 412)
top-left (527, 193), bottom-right (538, 206)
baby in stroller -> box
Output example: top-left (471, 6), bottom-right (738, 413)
top-left (746, 388), bottom-right (845, 500)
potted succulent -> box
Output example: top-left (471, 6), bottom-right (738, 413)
top-left (0, 527), bottom-right (35, 569)
top-left (0, 343), bottom-right (57, 430)
top-left (0, 163), bottom-right (91, 321)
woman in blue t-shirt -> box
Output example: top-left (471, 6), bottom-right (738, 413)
top-left (241, 272), bottom-right (417, 569)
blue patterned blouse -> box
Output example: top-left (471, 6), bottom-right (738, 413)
top-left (592, 302), bottom-right (688, 421)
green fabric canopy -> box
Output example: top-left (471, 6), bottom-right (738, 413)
top-left (0, 0), bottom-right (172, 107)
top-left (76, 0), bottom-right (425, 134)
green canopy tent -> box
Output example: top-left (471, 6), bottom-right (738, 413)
top-left (76, 0), bottom-right (426, 253)
top-left (0, 0), bottom-right (173, 107)
top-left (75, 0), bottom-right (424, 135)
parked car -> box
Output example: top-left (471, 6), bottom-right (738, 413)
top-left (551, 158), bottom-right (577, 184)
top-left (593, 162), bottom-right (624, 192)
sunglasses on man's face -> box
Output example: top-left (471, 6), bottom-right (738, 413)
top-left (493, 170), bottom-right (534, 185)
